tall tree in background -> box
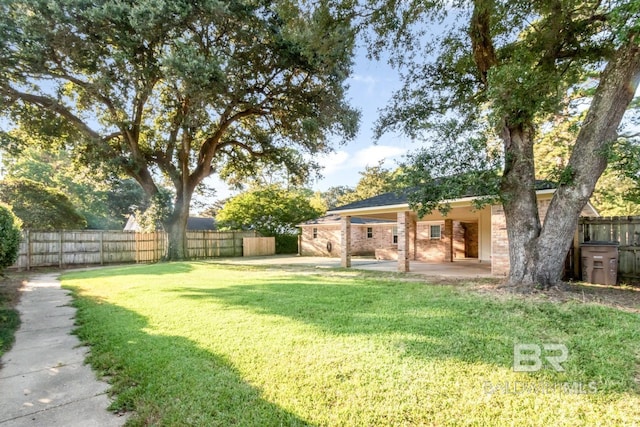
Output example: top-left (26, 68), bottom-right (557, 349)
top-left (322, 162), bottom-right (403, 208)
top-left (367, 0), bottom-right (640, 289)
top-left (216, 185), bottom-right (323, 253)
top-left (0, 0), bottom-right (358, 259)
top-left (533, 113), bottom-right (640, 216)
top-left (336, 162), bottom-right (403, 205)
top-left (1, 142), bottom-right (148, 229)
top-left (0, 178), bottom-right (87, 230)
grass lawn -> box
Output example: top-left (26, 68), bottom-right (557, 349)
top-left (0, 273), bottom-right (23, 358)
top-left (62, 262), bottom-right (640, 426)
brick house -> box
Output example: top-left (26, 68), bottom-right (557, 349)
top-left (299, 184), bottom-right (597, 276)
top-left (299, 214), bottom-right (396, 257)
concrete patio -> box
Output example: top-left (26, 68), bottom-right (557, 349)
top-left (213, 255), bottom-right (495, 279)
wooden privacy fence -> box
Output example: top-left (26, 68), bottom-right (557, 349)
top-left (578, 216), bottom-right (640, 283)
top-left (11, 230), bottom-right (259, 270)
top-left (243, 237), bottom-right (276, 256)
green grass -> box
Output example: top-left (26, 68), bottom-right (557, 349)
top-left (0, 274), bottom-right (22, 357)
top-left (62, 262), bottom-right (640, 426)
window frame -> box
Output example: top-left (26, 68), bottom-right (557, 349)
top-left (430, 224), bottom-right (441, 240)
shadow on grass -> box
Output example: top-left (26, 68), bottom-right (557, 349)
top-left (169, 273), bottom-right (640, 391)
top-left (70, 291), bottom-right (312, 426)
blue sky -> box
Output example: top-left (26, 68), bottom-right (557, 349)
top-left (309, 45), bottom-right (414, 192)
top-left (208, 44), bottom-right (417, 201)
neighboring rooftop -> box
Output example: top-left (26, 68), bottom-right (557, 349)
top-left (186, 217), bottom-right (217, 230)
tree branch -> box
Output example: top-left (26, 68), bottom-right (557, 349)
top-left (1, 86), bottom-right (102, 141)
top-left (49, 64), bottom-right (121, 121)
top-left (469, 0), bottom-right (498, 86)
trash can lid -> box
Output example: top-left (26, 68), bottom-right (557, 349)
top-left (581, 241), bottom-right (620, 246)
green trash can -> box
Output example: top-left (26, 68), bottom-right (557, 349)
top-left (580, 241), bottom-right (619, 285)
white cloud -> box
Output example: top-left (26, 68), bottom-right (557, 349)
top-left (316, 150), bottom-right (350, 175)
top-left (350, 74), bottom-right (378, 96)
top-left (312, 145), bottom-right (408, 190)
top-left (352, 145), bottom-right (407, 168)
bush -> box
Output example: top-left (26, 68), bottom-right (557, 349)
top-left (0, 204), bottom-right (22, 272)
top-left (275, 234), bottom-right (298, 254)
top-left (0, 179), bottom-right (87, 230)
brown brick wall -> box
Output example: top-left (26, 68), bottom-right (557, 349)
top-left (352, 225), bottom-right (396, 255)
top-left (491, 205), bottom-right (509, 276)
top-left (300, 224), bottom-right (395, 257)
top-left (453, 222), bottom-right (465, 259)
top-left (300, 225), bottom-right (341, 257)
top-left (491, 199), bottom-right (553, 276)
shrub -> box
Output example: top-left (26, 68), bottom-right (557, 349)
top-left (0, 204), bottom-right (22, 272)
top-left (275, 234), bottom-right (298, 254)
top-left (0, 178), bottom-right (87, 230)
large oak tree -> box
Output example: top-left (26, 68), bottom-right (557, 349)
top-left (366, 0), bottom-right (640, 289)
top-left (0, 0), bottom-right (358, 259)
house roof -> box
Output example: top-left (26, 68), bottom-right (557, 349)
top-left (299, 214), bottom-right (394, 227)
top-left (329, 180), bottom-right (557, 213)
top-left (186, 217), bottom-right (217, 231)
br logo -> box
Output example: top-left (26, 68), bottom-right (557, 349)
top-left (513, 343), bottom-right (568, 372)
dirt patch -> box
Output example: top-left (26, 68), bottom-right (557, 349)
top-left (0, 273), bottom-right (26, 308)
top-left (0, 272), bottom-right (27, 358)
top-left (471, 280), bottom-right (640, 313)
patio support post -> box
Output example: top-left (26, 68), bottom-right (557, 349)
top-left (341, 216), bottom-right (351, 268)
top-left (398, 211), bottom-right (410, 272)
top-left (444, 219), bottom-right (453, 262)
top-left (410, 215), bottom-right (417, 261)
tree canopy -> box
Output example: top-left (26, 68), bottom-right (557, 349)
top-left (1, 143), bottom-right (148, 229)
top-left (366, 0), bottom-right (640, 288)
top-left (532, 114), bottom-right (640, 216)
top-left (0, 0), bottom-right (358, 259)
top-left (216, 185), bottom-right (323, 237)
top-left (0, 178), bottom-right (87, 230)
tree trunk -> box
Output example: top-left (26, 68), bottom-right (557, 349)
top-left (500, 124), bottom-right (542, 289)
top-left (166, 190), bottom-right (193, 261)
top-left (504, 36), bottom-right (640, 290)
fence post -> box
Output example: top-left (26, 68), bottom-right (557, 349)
top-left (233, 231), bottom-right (238, 256)
top-left (203, 230), bottom-right (208, 258)
top-left (25, 230), bottom-right (31, 271)
top-left (100, 231), bottom-right (104, 265)
top-left (59, 231), bottom-right (63, 268)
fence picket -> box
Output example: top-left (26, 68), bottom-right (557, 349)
top-left (10, 229), bottom-right (260, 270)
top-left (578, 216), bottom-right (640, 284)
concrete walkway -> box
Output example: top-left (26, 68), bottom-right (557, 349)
top-left (0, 274), bottom-right (126, 427)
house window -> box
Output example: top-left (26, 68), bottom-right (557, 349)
top-left (392, 226), bottom-right (398, 244)
top-left (313, 228), bottom-right (318, 239)
top-left (367, 227), bottom-right (373, 238)
top-left (430, 224), bottom-right (441, 239)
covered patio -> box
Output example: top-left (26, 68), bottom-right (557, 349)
top-left (214, 255), bottom-right (493, 279)
top-left (326, 190), bottom-right (495, 274)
